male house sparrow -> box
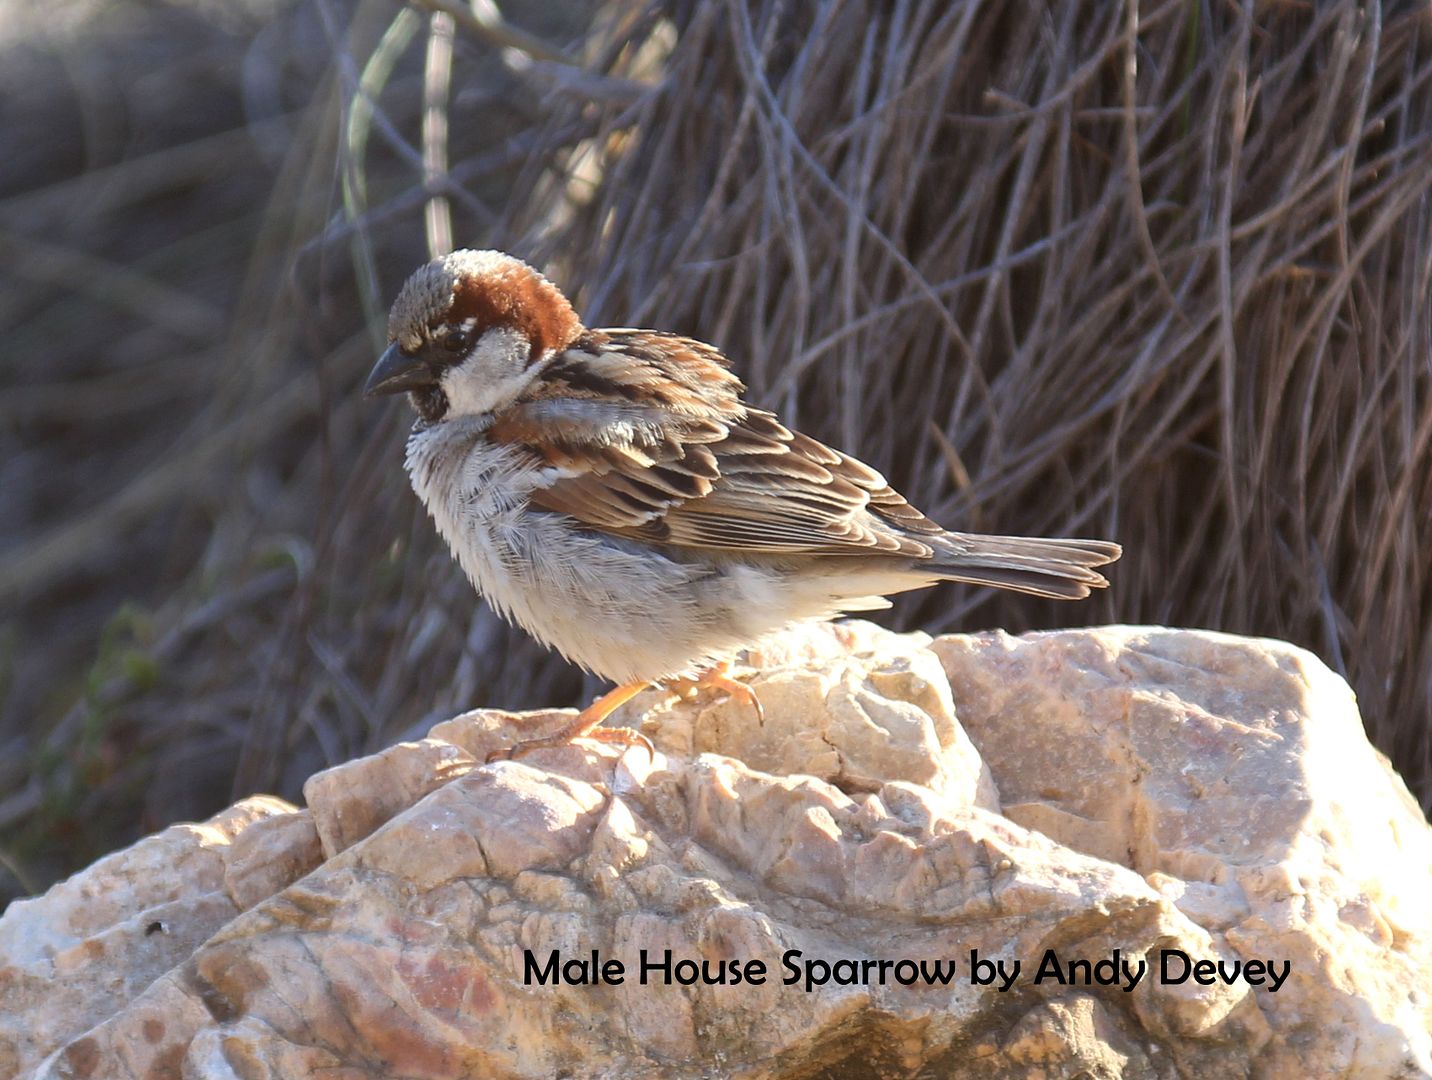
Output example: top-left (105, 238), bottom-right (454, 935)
top-left (366, 250), bottom-right (1120, 756)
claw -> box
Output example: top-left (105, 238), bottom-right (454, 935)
top-left (484, 662), bottom-right (763, 764)
top-left (671, 662), bottom-right (764, 725)
top-left (486, 681), bottom-right (653, 763)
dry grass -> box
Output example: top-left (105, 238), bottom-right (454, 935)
top-left (2, 0), bottom-right (1430, 900)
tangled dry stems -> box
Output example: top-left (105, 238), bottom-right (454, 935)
top-left (2, 0), bottom-right (1429, 895)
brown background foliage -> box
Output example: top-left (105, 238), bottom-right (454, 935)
top-left (2, 0), bottom-right (1430, 902)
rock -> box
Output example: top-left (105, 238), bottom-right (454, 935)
top-left (633, 620), bottom-right (1000, 811)
top-left (930, 626), bottom-right (1432, 1077)
top-left (0, 795), bottom-right (321, 1079)
top-left (303, 736), bottom-right (478, 858)
top-left (2, 622), bottom-right (1429, 1079)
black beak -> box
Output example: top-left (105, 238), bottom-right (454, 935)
top-left (364, 342), bottom-right (435, 397)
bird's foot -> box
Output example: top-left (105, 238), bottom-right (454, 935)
top-left (666, 662), bottom-right (765, 725)
top-left (486, 681), bottom-right (654, 763)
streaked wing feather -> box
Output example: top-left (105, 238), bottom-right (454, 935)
top-left (492, 333), bottom-right (935, 557)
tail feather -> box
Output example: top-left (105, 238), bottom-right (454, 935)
top-left (929, 533), bottom-right (1122, 600)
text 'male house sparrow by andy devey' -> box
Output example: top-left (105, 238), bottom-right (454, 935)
top-left (364, 250), bottom-right (1121, 757)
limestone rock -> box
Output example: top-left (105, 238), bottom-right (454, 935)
top-left (304, 736), bottom-right (478, 858)
top-left (2, 621), bottom-right (1429, 1079)
top-left (931, 626), bottom-right (1432, 1077)
top-left (626, 619), bottom-right (1000, 812)
top-left (0, 795), bottom-right (321, 1078)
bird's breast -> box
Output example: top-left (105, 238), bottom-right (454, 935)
top-left (404, 421), bottom-right (551, 611)
top-left (401, 419), bottom-right (709, 681)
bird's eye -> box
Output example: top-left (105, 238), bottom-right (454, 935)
top-left (440, 329), bottom-right (471, 354)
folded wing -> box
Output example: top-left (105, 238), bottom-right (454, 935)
top-left (490, 330), bottom-right (1119, 597)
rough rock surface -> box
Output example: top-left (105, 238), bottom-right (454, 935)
top-left (0, 795), bottom-right (322, 1079)
top-left (2, 622), bottom-right (1429, 1079)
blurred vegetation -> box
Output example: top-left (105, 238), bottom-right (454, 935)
top-left (2, 0), bottom-right (1430, 904)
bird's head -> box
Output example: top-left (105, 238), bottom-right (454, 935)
top-left (364, 249), bottom-right (582, 424)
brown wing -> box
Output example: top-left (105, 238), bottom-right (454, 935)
top-left (491, 330), bottom-right (939, 558)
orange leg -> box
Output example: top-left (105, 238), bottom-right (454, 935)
top-left (669, 662), bottom-right (765, 725)
top-left (488, 681), bottom-right (654, 763)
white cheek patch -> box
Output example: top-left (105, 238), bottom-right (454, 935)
top-left (440, 327), bottom-right (540, 417)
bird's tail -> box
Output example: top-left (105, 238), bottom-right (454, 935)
top-left (928, 533), bottom-right (1122, 600)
